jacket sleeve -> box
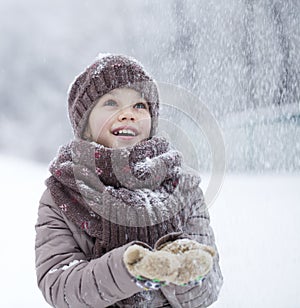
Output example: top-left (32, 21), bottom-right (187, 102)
top-left (35, 198), bottom-right (143, 308)
top-left (155, 185), bottom-right (223, 308)
top-left (180, 185), bottom-right (223, 307)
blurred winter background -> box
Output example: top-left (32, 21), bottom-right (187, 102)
top-left (0, 0), bottom-right (299, 307)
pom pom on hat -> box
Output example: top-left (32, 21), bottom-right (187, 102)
top-left (68, 53), bottom-right (159, 138)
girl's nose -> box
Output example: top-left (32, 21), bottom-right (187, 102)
top-left (118, 108), bottom-right (135, 122)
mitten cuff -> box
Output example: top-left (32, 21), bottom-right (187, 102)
top-left (133, 276), bottom-right (168, 290)
top-left (132, 275), bottom-right (206, 290)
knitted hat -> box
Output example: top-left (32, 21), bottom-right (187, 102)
top-left (68, 53), bottom-right (159, 139)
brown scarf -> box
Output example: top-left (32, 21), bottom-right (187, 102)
top-left (46, 136), bottom-right (188, 257)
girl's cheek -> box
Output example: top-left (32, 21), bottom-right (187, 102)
top-left (141, 116), bottom-right (152, 127)
top-left (95, 123), bottom-right (106, 137)
top-left (88, 117), bottom-right (104, 140)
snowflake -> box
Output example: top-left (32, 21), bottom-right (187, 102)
top-left (96, 167), bottom-right (103, 175)
top-left (59, 204), bottom-right (68, 212)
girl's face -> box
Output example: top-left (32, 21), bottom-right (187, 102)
top-left (86, 88), bottom-right (152, 148)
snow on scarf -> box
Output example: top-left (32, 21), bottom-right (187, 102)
top-left (46, 136), bottom-right (186, 256)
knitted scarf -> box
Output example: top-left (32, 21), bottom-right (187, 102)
top-left (46, 136), bottom-right (187, 257)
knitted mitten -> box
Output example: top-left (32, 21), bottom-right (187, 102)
top-left (159, 239), bottom-right (215, 285)
top-left (123, 239), bottom-right (215, 286)
top-left (123, 245), bottom-right (180, 283)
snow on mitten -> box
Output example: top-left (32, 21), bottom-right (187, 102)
top-left (158, 238), bottom-right (215, 285)
top-left (123, 244), bottom-right (180, 283)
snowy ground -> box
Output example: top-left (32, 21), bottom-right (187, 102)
top-left (0, 154), bottom-right (299, 307)
top-left (209, 173), bottom-right (300, 308)
top-left (0, 155), bottom-right (50, 307)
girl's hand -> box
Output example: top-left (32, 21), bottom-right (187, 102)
top-left (123, 244), bottom-right (180, 283)
top-left (158, 239), bottom-right (215, 285)
top-left (123, 239), bottom-right (215, 286)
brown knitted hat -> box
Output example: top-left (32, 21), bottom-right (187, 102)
top-left (68, 53), bottom-right (159, 139)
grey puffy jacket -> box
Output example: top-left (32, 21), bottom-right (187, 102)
top-left (35, 180), bottom-right (223, 307)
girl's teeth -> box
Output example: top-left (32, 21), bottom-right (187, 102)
top-left (114, 129), bottom-right (136, 136)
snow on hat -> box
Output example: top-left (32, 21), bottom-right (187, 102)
top-left (68, 53), bottom-right (159, 138)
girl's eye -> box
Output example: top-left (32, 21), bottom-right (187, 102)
top-left (104, 100), bottom-right (117, 107)
top-left (134, 102), bottom-right (148, 109)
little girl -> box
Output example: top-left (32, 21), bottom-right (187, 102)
top-left (35, 54), bottom-right (223, 307)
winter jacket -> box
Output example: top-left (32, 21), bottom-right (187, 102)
top-left (35, 173), bottom-right (223, 307)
